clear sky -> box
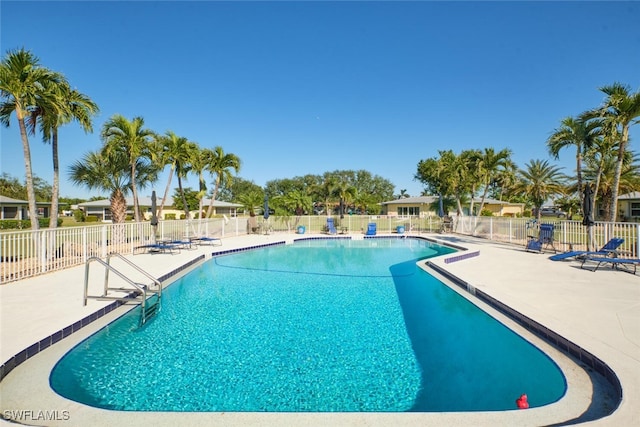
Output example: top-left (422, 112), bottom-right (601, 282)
top-left (1, 0), bottom-right (639, 200)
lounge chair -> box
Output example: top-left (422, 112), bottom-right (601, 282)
top-left (192, 236), bottom-right (222, 246)
top-left (365, 223), bottom-right (377, 236)
top-left (326, 218), bottom-right (337, 235)
top-left (134, 243), bottom-right (179, 255)
top-left (581, 256), bottom-right (639, 274)
top-left (526, 223), bottom-right (556, 253)
top-left (549, 237), bottom-right (624, 261)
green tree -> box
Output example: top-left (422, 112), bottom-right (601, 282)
top-left (236, 189), bottom-right (264, 217)
top-left (513, 159), bottom-right (566, 221)
top-left (68, 149), bottom-right (132, 226)
top-left (476, 147), bottom-right (513, 216)
top-left (170, 187), bottom-right (200, 213)
top-left (0, 48), bottom-right (58, 230)
top-left (584, 151), bottom-right (640, 220)
top-left (204, 146), bottom-right (241, 218)
top-left (547, 116), bottom-right (600, 209)
top-left (583, 83), bottom-right (640, 221)
top-left (0, 173), bottom-right (25, 199)
top-left (153, 131), bottom-right (192, 219)
top-left (29, 77), bottom-right (98, 228)
top-left (221, 177), bottom-right (263, 202)
top-left (101, 114), bottom-right (156, 223)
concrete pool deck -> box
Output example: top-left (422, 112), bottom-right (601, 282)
top-left (0, 232), bottom-right (638, 426)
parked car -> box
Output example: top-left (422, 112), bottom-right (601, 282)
top-left (538, 207), bottom-right (567, 218)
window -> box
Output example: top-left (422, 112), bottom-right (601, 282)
top-left (397, 207), bottom-right (420, 216)
top-left (631, 202), bottom-right (640, 217)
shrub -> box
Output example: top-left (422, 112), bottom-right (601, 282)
top-left (480, 209), bottom-right (493, 217)
top-left (85, 216), bottom-right (100, 222)
top-left (73, 209), bottom-right (85, 222)
top-left (165, 213), bottom-right (176, 220)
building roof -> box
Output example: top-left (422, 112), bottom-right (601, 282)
top-left (78, 196), bottom-right (241, 208)
top-left (619, 192), bottom-right (640, 200)
top-left (0, 195), bottom-right (51, 205)
top-left (381, 196), bottom-right (524, 206)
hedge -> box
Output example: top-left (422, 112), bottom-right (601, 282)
top-left (0, 218), bottom-right (64, 230)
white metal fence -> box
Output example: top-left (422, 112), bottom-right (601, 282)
top-left (1, 215), bottom-right (638, 283)
top-left (453, 216), bottom-right (640, 258)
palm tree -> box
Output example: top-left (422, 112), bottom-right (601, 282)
top-left (584, 151), bottom-right (639, 220)
top-left (583, 83), bottom-right (640, 221)
top-left (28, 78), bottom-right (99, 228)
top-left (175, 141), bottom-right (199, 220)
top-left (236, 190), bottom-right (264, 217)
top-left (476, 147), bottom-right (512, 215)
top-left (68, 150), bottom-right (132, 229)
top-left (152, 131), bottom-right (191, 219)
top-left (0, 48), bottom-right (58, 230)
top-left (204, 146), bottom-right (241, 218)
top-left (547, 116), bottom-right (599, 209)
top-left (191, 146), bottom-right (211, 220)
top-left (101, 115), bottom-right (156, 223)
top-left (514, 159), bottom-right (566, 221)
top-left (333, 179), bottom-right (357, 218)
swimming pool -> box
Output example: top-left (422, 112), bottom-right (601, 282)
top-left (50, 238), bottom-right (566, 412)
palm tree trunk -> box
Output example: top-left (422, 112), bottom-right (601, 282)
top-left (478, 182), bottom-right (490, 216)
top-left (178, 176), bottom-right (190, 220)
top-left (49, 128), bottom-right (60, 228)
top-left (609, 126), bottom-right (628, 222)
top-left (130, 164), bottom-right (141, 222)
top-left (158, 164), bottom-right (175, 219)
top-left (18, 112), bottom-right (39, 231)
top-left (205, 177), bottom-right (220, 218)
top-left (576, 149), bottom-right (583, 210)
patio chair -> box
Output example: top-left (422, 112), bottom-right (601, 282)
top-left (326, 218), bottom-right (337, 235)
top-left (549, 237), bottom-right (625, 261)
top-left (191, 236), bottom-right (222, 246)
top-left (365, 223), bottom-right (377, 236)
top-left (134, 243), bottom-right (179, 255)
top-left (581, 256), bottom-right (639, 274)
top-left (525, 223), bottom-right (556, 253)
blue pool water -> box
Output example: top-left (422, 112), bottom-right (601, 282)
top-left (50, 238), bottom-right (566, 412)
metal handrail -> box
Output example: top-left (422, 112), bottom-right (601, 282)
top-left (104, 253), bottom-right (162, 298)
top-left (83, 254), bottom-right (163, 324)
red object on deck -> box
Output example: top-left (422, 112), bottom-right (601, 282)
top-left (516, 393), bottom-right (529, 409)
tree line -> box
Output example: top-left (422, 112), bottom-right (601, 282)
top-left (415, 84), bottom-right (640, 222)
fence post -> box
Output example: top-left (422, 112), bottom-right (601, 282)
top-left (101, 225), bottom-right (108, 258)
top-left (39, 230), bottom-right (46, 273)
top-left (636, 224), bottom-right (640, 258)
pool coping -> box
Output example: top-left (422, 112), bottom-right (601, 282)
top-left (0, 234), bottom-right (635, 426)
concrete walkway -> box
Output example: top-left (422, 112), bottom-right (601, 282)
top-left (0, 233), bottom-right (638, 426)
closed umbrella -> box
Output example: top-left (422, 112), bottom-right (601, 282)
top-left (150, 191), bottom-right (158, 243)
top-left (263, 195), bottom-right (270, 234)
top-left (582, 184), bottom-right (595, 251)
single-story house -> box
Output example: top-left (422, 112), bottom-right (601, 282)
top-left (0, 195), bottom-right (51, 220)
top-left (78, 196), bottom-right (242, 222)
top-left (381, 196), bottom-right (525, 217)
top-left (617, 192), bottom-right (640, 222)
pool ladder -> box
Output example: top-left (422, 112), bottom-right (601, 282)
top-left (83, 253), bottom-right (162, 325)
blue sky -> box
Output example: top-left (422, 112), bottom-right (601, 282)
top-left (1, 0), bottom-right (639, 200)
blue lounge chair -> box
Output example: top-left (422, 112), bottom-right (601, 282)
top-left (365, 223), bottom-right (377, 236)
top-left (134, 243), bottom-right (179, 254)
top-left (326, 218), bottom-right (337, 235)
top-left (192, 236), bottom-right (222, 246)
top-left (581, 256), bottom-right (638, 274)
top-left (549, 237), bottom-right (624, 261)
top-left (526, 223), bottom-right (555, 253)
